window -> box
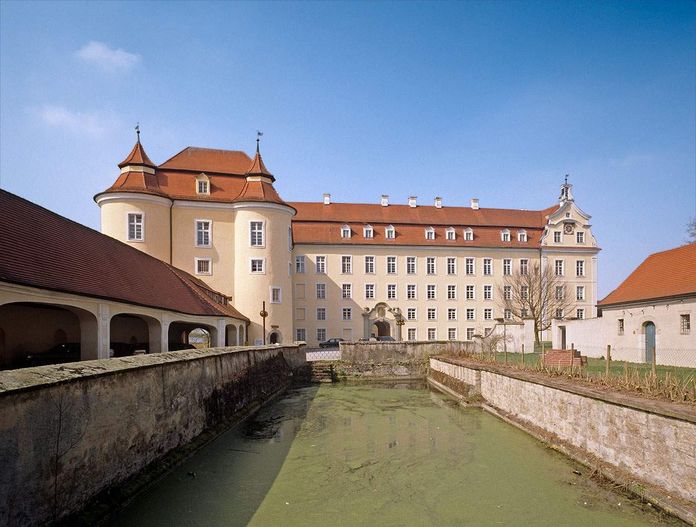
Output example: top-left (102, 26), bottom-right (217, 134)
top-left (364, 256), bottom-right (375, 274)
top-left (483, 285), bottom-right (492, 300)
top-left (448, 308), bottom-right (457, 321)
top-left (520, 259), bottom-right (529, 275)
top-left (616, 318), bottom-right (624, 335)
top-left (364, 225), bottom-right (373, 238)
top-left (295, 328), bottom-right (306, 342)
top-left (466, 285), bottom-right (475, 300)
top-left (407, 284), bottom-right (417, 300)
top-left (427, 308), bottom-right (437, 321)
top-left (503, 286), bottom-right (512, 300)
top-left (288, 226), bottom-right (293, 251)
top-left (576, 308), bottom-right (584, 319)
top-left (342, 307), bottom-right (352, 320)
top-left (466, 308), bottom-right (475, 321)
top-left (503, 259), bottom-right (512, 276)
top-left (341, 256), bottom-right (352, 274)
top-left (521, 286), bottom-right (529, 300)
top-left (270, 287), bottom-right (281, 304)
top-left (341, 225), bottom-right (351, 238)
top-left (576, 231), bottom-right (585, 244)
top-left (555, 286), bottom-right (565, 300)
top-left (196, 220), bottom-right (211, 247)
top-left (504, 309), bottom-right (512, 320)
top-left (447, 257), bottom-right (457, 275)
top-left (425, 227), bottom-right (435, 240)
top-left (426, 257), bottom-right (436, 275)
top-left (342, 284), bottom-right (352, 299)
top-left (484, 308), bottom-right (492, 320)
top-left (446, 228), bottom-right (456, 240)
top-left (447, 285), bottom-right (457, 300)
top-left (250, 258), bottom-right (265, 273)
top-left (316, 283), bottom-right (326, 299)
top-left (576, 286), bottom-right (585, 301)
top-left (316, 255), bottom-right (326, 274)
top-left (680, 314), bottom-right (691, 335)
top-left (518, 230), bottom-right (527, 242)
top-left (464, 228), bottom-right (473, 241)
top-left (407, 308), bottom-right (417, 320)
top-left (197, 179), bottom-right (209, 195)
top-left (365, 284), bottom-right (375, 300)
top-left (466, 328), bottom-right (475, 341)
top-left (407, 328), bottom-right (417, 340)
top-left (385, 225), bottom-right (395, 239)
top-left (554, 231), bottom-right (561, 243)
top-left (295, 255), bottom-right (305, 274)
top-left (555, 308), bottom-right (564, 319)
top-left (406, 257), bottom-right (416, 274)
top-left (195, 258), bottom-right (211, 275)
top-left (250, 221), bottom-right (264, 247)
top-left (386, 256), bottom-right (397, 274)
top-left (521, 308), bottom-right (529, 318)
top-left (576, 260), bottom-right (585, 277)
top-left (465, 258), bottom-right (475, 275)
top-left (387, 284), bottom-right (397, 300)
top-left (127, 213), bottom-right (144, 241)
top-left (555, 260), bottom-right (564, 276)
top-left (428, 328), bottom-right (437, 341)
top-left (317, 328), bottom-right (326, 342)
top-left (317, 307), bottom-right (326, 321)
top-left (448, 328), bottom-right (457, 340)
top-left (483, 258), bottom-right (492, 276)
top-left (427, 284), bottom-right (436, 300)
top-left (501, 229), bottom-right (511, 242)
top-left (295, 308), bottom-right (306, 320)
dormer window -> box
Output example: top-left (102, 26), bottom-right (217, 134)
top-left (501, 229), bottom-right (511, 242)
top-left (425, 227), bottom-right (435, 240)
top-left (517, 230), bottom-right (527, 242)
top-left (363, 225), bottom-right (374, 238)
top-left (196, 173), bottom-right (210, 195)
top-left (464, 228), bottom-right (473, 241)
top-left (445, 227), bottom-right (456, 241)
top-left (341, 225), bottom-right (351, 239)
top-left (385, 225), bottom-right (395, 239)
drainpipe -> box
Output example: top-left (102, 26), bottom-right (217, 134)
top-left (169, 200), bottom-right (174, 265)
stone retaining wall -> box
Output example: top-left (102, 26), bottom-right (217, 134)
top-left (0, 345), bottom-right (305, 526)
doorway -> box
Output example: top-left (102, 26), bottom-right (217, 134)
top-left (644, 322), bottom-right (655, 363)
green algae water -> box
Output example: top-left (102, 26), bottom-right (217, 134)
top-left (108, 383), bottom-right (681, 526)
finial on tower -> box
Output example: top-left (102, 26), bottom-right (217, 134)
top-left (135, 122), bottom-right (141, 143)
top-left (256, 130), bottom-right (263, 153)
top-left (564, 174), bottom-right (568, 185)
top-left (559, 174), bottom-right (574, 203)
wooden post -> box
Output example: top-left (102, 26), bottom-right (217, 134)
top-left (541, 341), bottom-right (545, 368)
top-left (521, 343), bottom-right (525, 366)
top-left (605, 344), bottom-right (611, 378)
top-left (651, 345), bottom-right (657, 377)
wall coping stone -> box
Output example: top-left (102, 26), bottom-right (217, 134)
top-left (433, 355), bottom-right (696, 425)
top-left (0, 345), bottom-right (300, 394)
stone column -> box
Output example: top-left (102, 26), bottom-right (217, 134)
top-left (362, 308), bottom-right (372, 339)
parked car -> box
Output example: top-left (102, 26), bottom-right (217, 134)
top-left (25, 343), bottom-right (81, 367)
top-left (377, 336), bottom-right (395, 342)
top-left (319, 338), bottom-right (344, 348)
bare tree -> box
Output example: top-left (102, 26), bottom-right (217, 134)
top-left (497, 261), bottom-right (575, 344)
top-left (688, 217), bottom-right (696, 242)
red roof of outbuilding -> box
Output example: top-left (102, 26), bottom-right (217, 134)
top-left (599, 243), bottom-right (696, 306)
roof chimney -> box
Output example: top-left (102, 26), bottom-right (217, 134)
top-left (381, 194), bottom-right (389, 207)
top-left (323, 193), bottom-right (331, 205)
top-left (434, 197), bottom-right (442, 209)
top-left (408, 196), bottom-right (417, 208)
top-left (471, 198), bottom-right (479, 210)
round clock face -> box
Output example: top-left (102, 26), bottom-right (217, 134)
top-left (564, 223), bottom-right (574, 234)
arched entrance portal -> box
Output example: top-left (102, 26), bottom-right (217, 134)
top-left (269, 331), bottom-right (281, 344)
top-left (644, 321), bottom-right (656, 364)
top-left (372, 320), bottom-right (391, 338)
top-left (362, 302), bottom-right (401, 341)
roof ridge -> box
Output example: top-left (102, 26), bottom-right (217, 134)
top-left (287, 200), bottom-right (554, 214)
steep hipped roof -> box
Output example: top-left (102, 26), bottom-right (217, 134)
top-left (159, 147), bottom-right (252, 174)
top-left (118, 140), bottom-right (155, 168)
top-left (0, 190), bottom-right (248, 320)
top-left (599, 243), bottom-right (696, 306)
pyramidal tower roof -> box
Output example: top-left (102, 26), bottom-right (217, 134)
top-left (118, 129), bottom-right (155, 168)
top-left (245, 138), bottom-right (275, 181)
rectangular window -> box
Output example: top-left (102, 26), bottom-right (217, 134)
top-left (197, 180), bottom-right (209, 194)
top-left (448, 328), bottom-right (457, 340)
top-left (503, 286), bottom-right (512, 300)
top-left (521, 286), bottom-right (529, 300)
top-left (483, 258), bottom-right (492, 276)
top-left (503, 259), bottom-right (512, 276)
top-left (425, 228), bottom-right (435, 240)
top-left (364, 226), bottom-right (373, 238)
top-left (407, 328), bottom-right (417, 340)
top-left (466, 285), bottom-right (475, 300)
top-left (465, 258), bottom-right (475, 275)
top-left (576, 260), bottom-right (585, 277)
top-left (406, 257), bottom-right (416, 274)
top-left (270, 287), bottom-right (281, 304)
top-left (342, 307), bottom-right (352, 320)
top-left (341, 256), bottom-right (352, 274)
top-left (504, 309), bottom-right (512, 320)
top-left (316, 283), bottom-right (326, 300)
top-left (447, 257), bottom-right (457, 275)
top-left (250, 221), bottom-right (264, 247)
top-left (466, 328), bottom-right (475, 341)
top-left (427, 284), bottom-right (436, 300)
top-left (365, 284), bottom-right (375, 300)
top-left (576, 286), bottom-right (585, 301)
top-left (520, 259), bottom-right (529, 276)
top-left (448, 308), bottom-right (457, 321)
top-left (501, 231), bottom-right (511, 242)
top-left (447, 285), bottom-right (457, 300)
top-left (446, 229), bottom-right (456, 241)
top-left (555, 286), bottom-right (565, 300)
top-left (680, 314), bottom-right (691, 335)
top-left (385, 226), bottom-right (395, 239)
top-left (576, 231), bottom-right (585, 244)
top-left (387, 284), bottom-right (397, 300)
top-left (407, 284), bottom-right (417, 300)
top-left (554, 231), bottom-right (561, 243)
top-left (576, 308), bottom-right (584, 319)
top-left (317, 307), bottom-right (326, 321)
top-left (483, 285), bottom-right (492, 300)
top-left (466, 308), bottom-right (475, 321)
top-left (427, 308), bottom-right (437, 321)
top-left (385, 256), bottom-right (396, 274)
top-left (342, 283), bottom-right (352, 299)
top-left (484, 308), bottom-right (492, 320)
top-left (618, 318), bottom-right (624, 335)
top-left (364, 256), bottom-right (375, 274)
top-left (426, 257), bottom-right (436, 275)
top-left (195, 258), bottom-right (211, 275)
top-left (555, 308), bottom-right (564, 319)
top-left (341, 226), bottom-right (351, 238)
top-left (555, 260), bottom-right (564, 276)
top-left (316, 255), bottom-right (326, 274)
top-left (127, 213), bottom-right (144, 241)
top-left (295, 328), bottom-right (306, 342)
top-left (428, 328), bottom-right (437, 341)
top-left (521, 308), bottom-right (528, 318)
top-left (407, 308), bottom-right (417, 320)
top-left (250, 258), bottom-right (264, 273)
top-left (196, 220), bottom-right (211, 247)
top-left (295, 255), bottom-right (305, 274)
top-left (317, 328), bottom-right (326, 342)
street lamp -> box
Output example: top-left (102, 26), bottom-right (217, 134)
top-left (260, 301), bottom-right (268, 345)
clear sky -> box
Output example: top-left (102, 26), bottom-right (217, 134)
top-left (1, 1), bottom-right (694, 298)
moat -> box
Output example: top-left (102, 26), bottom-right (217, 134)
top-left (108, 383), bottom-right (680, 526)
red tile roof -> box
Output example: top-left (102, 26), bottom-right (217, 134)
top-left (159, 147), bottom-right (252, 174)
top-left (118, 140), bottom-right (155, 168)
top-left (246, 148), bottom-right (275, 181)
top-left (599, 243), bottom-right (696, 306)
top-left (0, 190), bottom-right (248, 320)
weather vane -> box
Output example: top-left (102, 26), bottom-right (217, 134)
top-left (256, 130), bottom-right (263, 152)
top-left (135, 122), bottom-right (140, 141)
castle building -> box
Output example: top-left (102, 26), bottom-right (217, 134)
top-left (96, 137), bottom-right (600, 347)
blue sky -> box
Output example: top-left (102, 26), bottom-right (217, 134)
top-left (1, 1), bottom-right (694, 298)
